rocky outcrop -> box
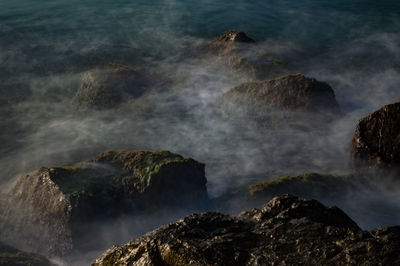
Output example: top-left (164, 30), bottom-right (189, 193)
top-left (208, 30), bottom-right (283, 79)
top-left (0, 150), bottom-right (208, 257)
top-left (221, 74), bottom-right (340, 125)
top-left (0, 242), bottom-right (51, 266)
top-left (93, 194), bottom-right (400, 265)
top-left (351, 102), bottom-right (400, 174)
top-left (74, 64), bottom-right (149, 109)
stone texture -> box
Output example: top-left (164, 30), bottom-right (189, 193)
top-left (0, 150), bottom-right (208, 257)
top-left (93, 194), bottom-right (400, 266)
top-left (351, 102), bottom-right (400, 174)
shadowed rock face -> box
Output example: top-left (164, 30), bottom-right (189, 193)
top-left (0, 242), bottom-right (52, 266)
top-left (0, 150), bottom-right (208, 257)
top-left (74, 64), bottom-right (149, 110)
top-left (351, 102), bottom-right (400, 174)
top-left (93, 194), bottom-right (400, 266)
top-left (221, 74), bottom-right (340, 126)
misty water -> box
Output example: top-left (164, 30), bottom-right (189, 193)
top-left (1, 0), bottom-right (400, 264)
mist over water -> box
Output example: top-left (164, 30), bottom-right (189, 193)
top-left (1, 0), bottom-right (400, 263)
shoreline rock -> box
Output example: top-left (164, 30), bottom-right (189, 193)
top-left (0, 150), bottom-right (208, 257)
top-left (93, 194), bottom-right (400, 265)
top-left (351, 102), bottom-right (400, 175)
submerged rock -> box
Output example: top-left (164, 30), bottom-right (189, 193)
top-left (0, 242), bottom-right (51, 266)
top-left (248, 173), bottom-right (354, 202)
top-left (93, 194), bottom-right (400, 265)
top-left (208, 30), bottom-right (283, 79)
top-left (351, 102), bottom-right (400, 174)
top-left (221, 74), bottom-right (340, 126)
top-left (74, 64), bottom-right (149, 110)
top-left (0, 150), bottom-right (207, 257)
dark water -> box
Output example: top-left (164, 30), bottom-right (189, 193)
top-left (1, 1), bottom-right (400, 264)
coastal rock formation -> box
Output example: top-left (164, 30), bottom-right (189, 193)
top-left (248, 173), bottom-right (354, 203)
top-left (0, 242), bottom-right (51, 266)
top-left (221, 74), bottom-right (340, 125)
top-left (0, 150), bottom-right (207, 257)
top-left (74, 64), bottom-right (149, 109)
top-left (93, 194), bottom-right (400, 265)
top-left (351, 102), bottom-right (400, 174)
top-left (208, 30), bottom-right (282, 79)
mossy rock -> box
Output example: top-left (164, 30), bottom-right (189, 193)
top-left (0, 150), bottom-right (208, 257)
top-left (0, 242), bottom-right (51, 266)
top-left (248, 173), bottom-right (354, 202)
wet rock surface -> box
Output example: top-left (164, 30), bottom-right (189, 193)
top-left (247, 173), bottom-right (354, 203)
top-left (208, 30), bottom-right (283, 79)
top-left (74, 64), bottom-right (150, 110)
top-left (93, 194), bottom-right (400, 266)
top-left (0, 150), bottom-right (208, 257)
top-left (351, 102), bottom-right (400, 174)
top-left (221, 73), bottom-right (340, 126)
top-left (0, 242), bottom-right (51, 266)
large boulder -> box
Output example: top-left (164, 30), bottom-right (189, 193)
top-left (74, 64), bottom-right (149, 110)
top-left (208, 30), bottom-right (283, 79)
top-left (0, 150), bottom-right (208, 257)
top-left (93, 194), bottom-right (400, 265)
top-left (0, 242), bottom-right (52, 266)
top-left (221, 74), bottom-right (340, 125)
top-left (351, 102), bottom-right (400, 174)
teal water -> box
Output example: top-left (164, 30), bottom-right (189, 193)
top-left (1, 0), bottom-right (399, 74)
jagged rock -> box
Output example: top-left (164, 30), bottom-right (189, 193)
top-left (0, 150), bottom-right (208, 257)
top-left (221, 74), bottom-right (340, 125)
top-left (74, 64), bottom-right (149, 110)
top-left (208, 30), bottom-right (282, 79)
top-left (93, 194), bottom-right (400, 265)
top-left (351, 102), bottom-right (400, 174)
top-left (0, 242), bottom-right (51, 266)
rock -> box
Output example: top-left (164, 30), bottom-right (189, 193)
top-left (221, 73), bottom-right (340, 125)
top-left (74, 64), bottom-right (149, 110)
top-left (248, 173), bottom-right (354, 203)
top-left (93, 194), bottom-right (400, 265)
top-left (351, 102), bottom-right (400, 174)
top-left (208, 30), bottom-right (282, 79)
top-left (0, 150), bottom-right (208, 257)
top-left (0, 242), bottom-right (51, 266)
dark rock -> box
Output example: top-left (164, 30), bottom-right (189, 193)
top-left (93, 194), bottom-right (400, 265)
top-left (221, 73), bottom-right (340, 126)
top-left (0, 150), bottom-right (208, 257)
top-left (351, 102), bottom-right (400, 174)
top-left (0, 242), bottom-right (51, 266)
top-left (208, 30), bottom-right (283, 79)
top-left (74, 64), bottom-right (149, 110)
top-left (248, 173), bottom-right (354, 203)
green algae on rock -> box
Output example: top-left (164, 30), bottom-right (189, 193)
top-left (0, 150), bottom-right (208, 257)
top-left (248, 173), bottom-right (354, 201)
top-left (92, 195), bottom-right (400, 266)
